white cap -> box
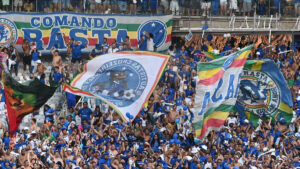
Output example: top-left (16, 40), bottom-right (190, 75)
top-left (24, 127), bottom-right (29, 130)
top-left (37, 60), bottom-right (42, 64)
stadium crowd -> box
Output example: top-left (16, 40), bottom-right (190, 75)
top-left (1, 0), bottom-right (300, 16)
top-left (0, 32), bottom-right (299, 169)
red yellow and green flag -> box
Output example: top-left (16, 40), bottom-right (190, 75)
top-left (193, 45), bottom-right (253, 138)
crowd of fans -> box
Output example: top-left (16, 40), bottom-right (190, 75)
top-left (0, 32), bottom-right (299, 169)
top-left (1, 0), bottom-right (300, 16)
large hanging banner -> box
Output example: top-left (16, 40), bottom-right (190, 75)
top-left (0, 13), bottom-right (172, 52)
top-left (66, 51), bottom-right (169, 122)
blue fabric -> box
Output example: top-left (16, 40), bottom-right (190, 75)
top-left (67, 93), bottom-right (76, 109)
top-left (71, 44), bottom-right (85, 59)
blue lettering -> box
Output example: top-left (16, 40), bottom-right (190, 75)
top-left (106, 18), bottom-right (117, 29)
top-left (94, 18), bottom-right (104, 28)
top-left (43, 17), bottom-right (53, 27)
top-left (225, 74), bottom-right (235, 99)
top-left (22, 29), bottom-right (43, 50)
top-left (234, 73), bottom-right (242, 98)
top-left (212, 79), bottom-right (223, 102)
top-left (198, 92), bottom-right (210, 116)
top-left (70, 16), bottom-right (80, 27)
top-left (116, 29), bottom-right (128, 43)
top-left (92, 30), bottom-right (111, 44)
top-left (82, 17), bottom-right (92, 28)
top-left (46, 28), bottom-right (67, 50)
top-left (69, 28), bottom-right (88, 46)
top-left (54, 15), bottom-right (68, 27)
top-left (31, 17), bottom-right (40, 27)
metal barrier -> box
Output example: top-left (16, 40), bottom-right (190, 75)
top-left (172, 14), bottom-right (299, 36)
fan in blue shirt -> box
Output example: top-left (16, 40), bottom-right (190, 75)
top-left (79, 102), bottom-right (93, 121)
top-left (53, 66), bottom-right (62, 83)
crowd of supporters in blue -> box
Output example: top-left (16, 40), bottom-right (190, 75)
top-left (0, 32), bottom-right (299, 169)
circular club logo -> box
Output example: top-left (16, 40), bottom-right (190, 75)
top-left (82, 58), bottom-right (148, 107)
top-left (0, 18), bottom-right (18, 46)
top-left (137, 20), bottom-right (167, 48)
top-left (237, 70), bottom-right (280, 117)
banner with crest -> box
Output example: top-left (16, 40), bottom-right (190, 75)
top-left (0, 13), bottom-right (172, 52)
top-left (66, 51), bottom-right (169, 122)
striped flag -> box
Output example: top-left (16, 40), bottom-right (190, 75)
top-left (193, 45), bottom-right (253, 138)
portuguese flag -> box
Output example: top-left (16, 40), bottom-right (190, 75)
top-left (2, 71), bottom-right (57, 136)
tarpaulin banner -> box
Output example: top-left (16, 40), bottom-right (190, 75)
top-left (0, 13), bottom-right (172, 52)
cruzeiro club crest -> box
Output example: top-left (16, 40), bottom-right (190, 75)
top-left (82, 58), bottom-right (148, 107)
top-left (0, 18), bottom-right (18, 46)
top-left (137, 20), bottom-right (167, 48)
top-left (237, 70), bottom-right (280, 117)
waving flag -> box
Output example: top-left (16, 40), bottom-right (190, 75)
top-left (2, 71), bottom-right (57, 136)
top-left (235, 60), bottom-right (293, 127)
top-left (193, 46), bottom-right (252, 138)
top-left (205, 52), bottom-right (223, 61)
top-left (68, 51), bottom-right (169, 122)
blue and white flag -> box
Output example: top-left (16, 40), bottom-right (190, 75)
top-left (67, 51), bottom-right (169, 122)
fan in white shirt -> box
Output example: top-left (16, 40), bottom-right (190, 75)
top-left (144, 31), bottom-right (154, 51)
top-left (226, 112), bottom-right (237, 125)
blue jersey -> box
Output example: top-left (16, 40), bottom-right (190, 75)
top-left (79, 108), bottom-right (93, 121)
top-left (32, 52), bottom-right (39, 61)
top-left (53, 72), bottom-right (62, 83)
top-left (71, 44), bottom-right (85, 59)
